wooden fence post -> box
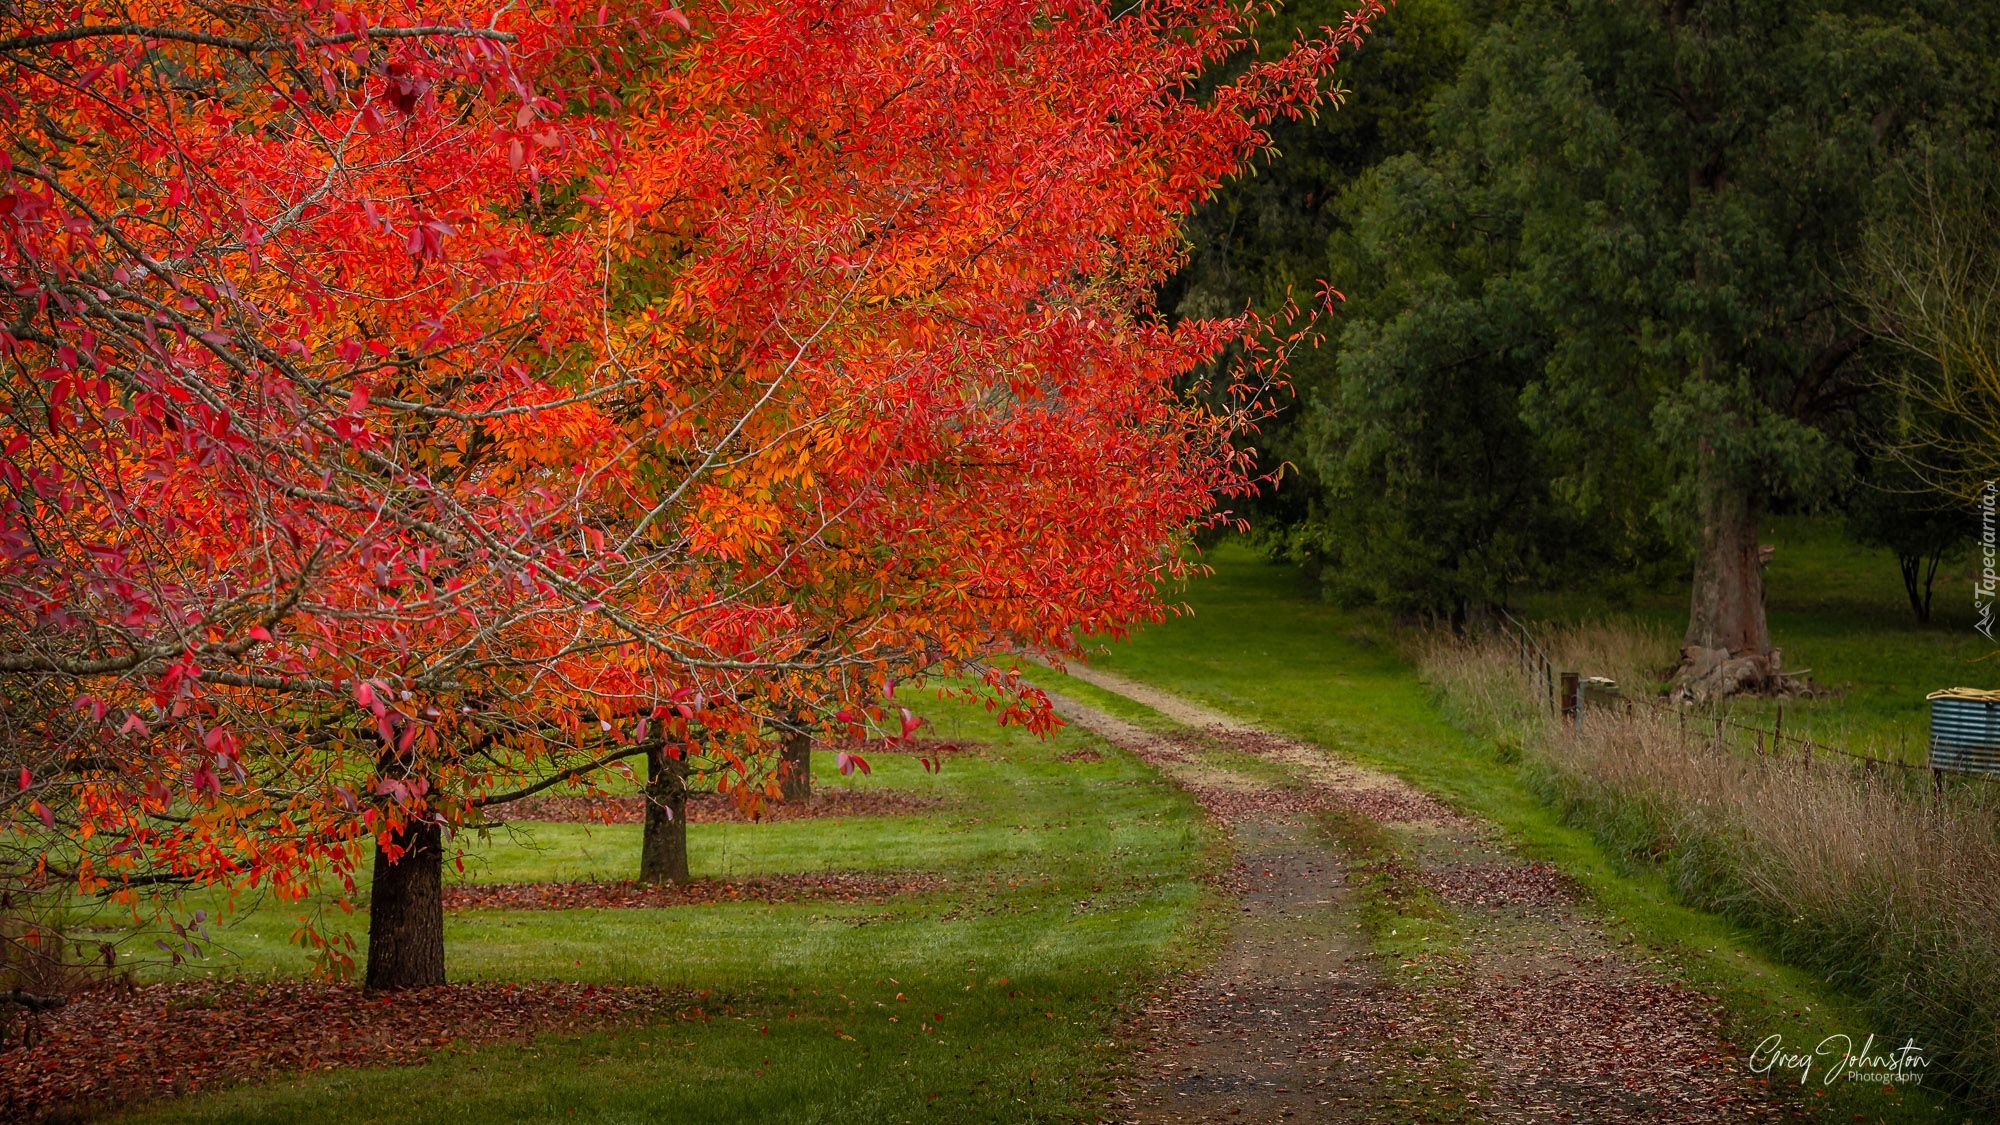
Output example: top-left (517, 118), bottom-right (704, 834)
top-left (1560, 671), bottom-right (1580, 728)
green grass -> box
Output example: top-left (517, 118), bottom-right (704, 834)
top-left (1029, 539), bottom-right (1966, 1125)
top-left (123, 1002), bottom-right (1131, 1125)
top-left (105, 693), bottom-right (1218, 1125)
top-left (1518, 515), bottom-right (2000, 762)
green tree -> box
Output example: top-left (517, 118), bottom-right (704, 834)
top-left (1164, 0), bottom-right (1476, 534)
top-left (1281, 109), bottom-right (1667, 619)
top-left (1844, 455), bottom-right (1965, 624)
top-left (1316, 0), bottom-right (1992, 693)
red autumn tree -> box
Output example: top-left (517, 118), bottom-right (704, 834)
top-left (0, 0), bottom-right (646, 992)
top-left (1, 0), bottom-right (1379, 995)
top-left (583, 0), bottom-right (1370, 890)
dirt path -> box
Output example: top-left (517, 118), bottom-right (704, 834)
top-left (1055, 666), bottom-right (1799, 1124)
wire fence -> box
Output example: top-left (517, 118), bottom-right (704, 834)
top-left (1489, 611), bottom-right (1999, 790)
top-left (1496, 607), bottom-right (1558, 714)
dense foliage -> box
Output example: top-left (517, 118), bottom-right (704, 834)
top-left (1183, 0), bottom-right (1999, 646)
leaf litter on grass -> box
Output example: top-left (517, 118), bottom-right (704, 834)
top-left (1417, 863), bottom-right (1580, 910)
top-left (2, 980), bottom-right (677, 1123)
top-left (445, 872), bottom-right (950, 911)
top-left (486, 787), bottom-right (943, 825)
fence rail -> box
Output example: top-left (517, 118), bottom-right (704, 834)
top-left (1489, 613), bottom-right (1997, 790)
top-left (1495, 607), bottom-right (1557, 716)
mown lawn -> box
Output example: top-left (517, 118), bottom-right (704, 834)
top-left (1029, 538), bottom-right (1965, 1125)
top-left (106, 696), bottom-right (1218, 1125)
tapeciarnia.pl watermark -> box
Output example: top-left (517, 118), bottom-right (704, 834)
top-left (1748, 1033), bottom-right (1930, 1087)
top-left (1979, 480), bottom-right (1997, 642)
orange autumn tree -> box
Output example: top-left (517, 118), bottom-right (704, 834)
top-left (0, 0), bottom-right (1380, 993)
top-left (579, 0), bottom-right (1370, 890)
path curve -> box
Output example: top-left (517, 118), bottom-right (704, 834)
top-left (1051, 669), bottom-right (1798, 1124)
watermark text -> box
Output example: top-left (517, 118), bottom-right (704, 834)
top-left (1748, 1034), bottom-right (1929, 1087)
top-left (1978, 480), bottom-right (1997, 642)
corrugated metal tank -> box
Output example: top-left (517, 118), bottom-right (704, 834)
top-left (1929, 692), bottom-right (2000, 775)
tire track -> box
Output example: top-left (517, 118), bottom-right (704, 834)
top-left (1054, 669), bottom-right (1797, 1124)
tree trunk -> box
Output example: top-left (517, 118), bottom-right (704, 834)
top-left (1898, 551), bottom-right (1942, 624)
top-left (1684, 471), bottom-right (1771, 656)
top-left (640, 747), bottom-right (689, 885)
top-left (364, 817), bottom-right (445, 991)
top-left (1674, 449), bottom-right (1783, 701)
top-left (779, 722), bottom-right (811, 804)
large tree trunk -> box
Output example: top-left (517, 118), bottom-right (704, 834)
top-left (364, 817), bottom-right (445, 991)
top-left (778, 722), bottom-right (811, 805)
top-left (1673, 449), bottom-right (1786, 702)
top-left (640, 747), bottom-right (689, 885)
top-left (1685, 468), bottom-right (1771, 656)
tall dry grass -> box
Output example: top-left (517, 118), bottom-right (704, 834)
top-left (1418, 624), bottom-right (2000, 1112)
top-left (1418, 617), bottom-right (1676, 759)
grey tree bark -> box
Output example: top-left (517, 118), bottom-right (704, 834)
top-left (1674, 444), bottom-right (1787, 701)
top-left (364, 817), bottom-right (445, 991)
top-left (779, 722), bottom-right (811, 804)
top-left (640, 746), bottom-right (689, 885)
